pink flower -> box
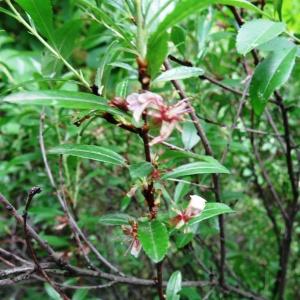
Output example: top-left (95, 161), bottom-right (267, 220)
top-left (130, 239), bottom-right (142, 258)
top-left (122, 221), bottom-right (142, 258)
top-left (126, 92), bottom-right (164, 122)
top-left (170, 195), bottom-right (207, 229)
top-left (149, 120), bottom-right (177, 146)
top-left (186, 195), bottom-right (206, 216)
top-left (126, 92), bottom-right (191, 145)
top-left (149, 100), bottom-right (191, 145)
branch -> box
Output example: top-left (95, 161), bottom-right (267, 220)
top-left (163, 59), bottom-right (227, 288)
top-left (0, 193), bottom-right (213, 288)
top-left (39, 111), bottom-right (124, 276)
top-left (22, 187), bottom-right (68, 299)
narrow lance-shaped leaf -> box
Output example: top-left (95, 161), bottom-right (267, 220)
top-left (163, 161), bottom-right (230, 179)
top-left (149, 0), bottom-right (263, 47)
top-left (129, 162), bottom-right (154, 180)
top-left (154, 66), bottom-right (204, 83)
top-left (236, 19), bottom-right (285, 55)
top-left (49, 144), bottom-right (126, 166)
top-left (166, 271), bottom-right (182, 300)
top-left (171, 26), bottom-right (186, 56)
top-left (189, 203), bottom-right (234, 225)
top-left (99, 214), bottom-right (132, 225)
top-left (181, 122), bottom-right (200, 150)
top-left (43, 20), bottom-right (82, 75)
top-left (3, 90), bottom-right (126, 117)
top-left (250, 39), bottom-right (297, 115)
top-left (138, 220), bottom-right (169, 263)
top-left (16, 0), bottom-right (55, 44)
top-left (147, 31), bottom-right (169, 78)
top-left (76, 0), bottom-right (133, 48)
top-left (273, 0), bottom-right (283, 21)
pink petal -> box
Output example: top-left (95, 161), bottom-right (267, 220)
top-left (150, 120), bottom-right (176, 146)
top-left (130, 240), bottom-right (142, 257)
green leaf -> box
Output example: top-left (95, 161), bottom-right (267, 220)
top-left (163, 161), bottom-right (230, 179)
top-left (147, 31), bottom-right (169, 78)
top-left (129, 162), bottom-right (154, 180)
top-left (40, 234), bottom-right (69, 248)
top-left (116, 80), bottom-right (129, 98)
top-left (138, 220), bottom-right (169, 263)
top-left (174, 181), bottom-right (190, 203)
top-left (43, 20), bottom-right (82, 75)
top-left (49, 144), bottom-right (126, 166)
top-left (181, 122), bottom-right (200, 150)
top-left (76, 0), bottom-right (133, 48)
top-left (54, 20), bottom-right (82, 59)
top-left (44, 283), bottom-right (61, 300)
top-left (236, 19), bottom-right (285, 55)
top-left (72, 289), bottom-right (88, 300)
top-left (273, 0), bottom-right (283, 20)
top-left (99, 213), bottom-right (132, 225)
top-left (154, 66), bottom-right (204, 82)
top-left (149, 0), bottom-right (262, 47)
top-left (0, 7), bottom-right (18, 19)
top-left (171, 26), bottom-right (186, 56)
top-left (250, 41), bottom-right (297, 115)
top-left (175, 232), bottom-right (194, 249)
top-left (166, 271), bottom-right (182, 300)
top-left (3, 90), bottom-right (125, 116)
top-left (16, 0), bottom-right (55, 43)
top-left (188, 203), bottom-right (234, 225)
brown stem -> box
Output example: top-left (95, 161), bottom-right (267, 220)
top-left (156, 261), bottom-right (165, 300)
top-left (39, 112), bottom-right (124, 275)
top-left (137, 56), bottom-right (164, 298)
top-left (163, 59), bottom-right (227, 288)
top-left (22, 187), bottom-right (70, 300)
top-left (0, 193), bottom-right (213, 288)
top-left (227, 7), bottom-right (298, 299)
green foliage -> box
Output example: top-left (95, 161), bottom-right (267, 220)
top-left (98, 213), bottom-right (132, 225)
top-left (188, 203), bottom-right (234, 225)
top-left (0, 0), bottom-right (299, 299)
top-left (129, 162), bottom-right (154, 180)
top-left (138, 220), bottom-right (169, 263)
top-left (49, 144), bottom-right (126, 165)
top-left (236, 19), bottom-right (285, 55)
top-left (153, 66), bottom-right (204, 82)
top-left (166, 271), bottom-right (182, 300)
top-left (181, 122), bottom-right (201, 150)
top-left (3, 91), bottom-right (125, 116)
top-left (163, 161), bottom-right (230, 179)
top-left (16, 0), bottom-right (55, 42)
top-left (250, 38), bottom-right (297, 115)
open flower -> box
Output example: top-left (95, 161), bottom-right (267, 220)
top-left (122, 221), bottom-right (141, 258)
top-left (126, 91), bottom-right (191, 145)
top-left (186, 195), bottom-right (206, 216)
top-left (126, 92), bottom-right (164, 122)
top-left (170, 195), bottom-right (207, 229)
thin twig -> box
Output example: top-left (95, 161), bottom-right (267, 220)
top-left (221, 76), bottom-right (251, 163)
top-left (22, 187), bottom-right (69, 300)
top-left (39, 111), bottom-right (124, 275)
top-left (163, 59), bottom-right (227, 288)
top-left (0, 193), bottom-right (213, 288)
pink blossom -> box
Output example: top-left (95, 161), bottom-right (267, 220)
top-left (149, 120), bottom-right (177, 146)
top-left (149, 100), bottom-right (191, 145)
top-left (122, 222), bottom-right (141, 257)
top-left (126, 92), bottom-right (164, 122)
top-left (170, 195), bottom-right (207, 229)
top-left (129, 239), bottom-right (142, 258)
top-left (126, 92), bottom-right (191, 145)
top-left (186, 195), bottom-right (206, 216)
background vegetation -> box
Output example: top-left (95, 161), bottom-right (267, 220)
top-left (0, 0), bottom-right (299, 299)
